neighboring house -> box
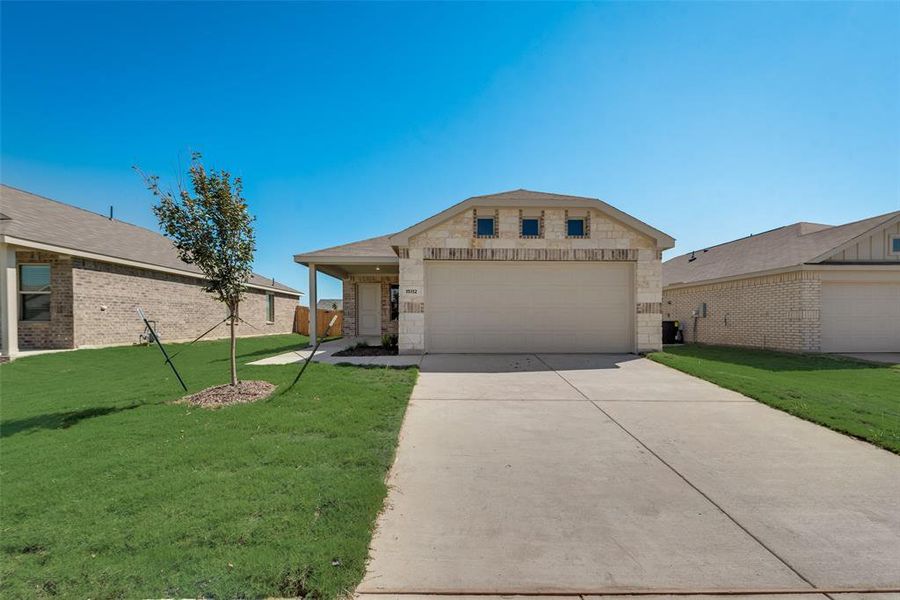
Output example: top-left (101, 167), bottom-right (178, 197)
top-left (316, 299), bottom-right (343, 311)
top-left (0, 185), bottom-right (301, 359)
top-left (295, 190), bottom-right (674, 354)
top-left (663, 211), bottom-right (900, 353)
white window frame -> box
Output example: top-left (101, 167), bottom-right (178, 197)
top-left (889, 233), bottom-right (900, 256)
top-left (265, 293), bottom-right (275, 323)
top-left (19, 263), bottom-right (52, 322)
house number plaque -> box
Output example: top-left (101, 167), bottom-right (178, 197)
top-left (405, 288), bottom-right (419, 295)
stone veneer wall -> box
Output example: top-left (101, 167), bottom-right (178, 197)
top-left (341, 273), bottom-right (399, 337)
top-left (662, 270), bottom-right (822, 352)
top-left (71, 257), bottom-right (297, 347)
top-left (397, 207), bottom-right (663, 353)
top-left (15, 250), bottom-right (75, 350)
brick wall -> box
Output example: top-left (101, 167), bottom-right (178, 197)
top-left (341, 273), bottom-right (399, 337)
top-left (16, 250), bottom-right (75, 350)
top-left (71, 257), bottom-right (296, 347)
top-left (662, 270), bottom-right (822, 352)
top-left (397, 207), bottom-right (663, 353)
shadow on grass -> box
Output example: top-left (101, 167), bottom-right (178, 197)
top-left (1, 404), bottom-right (147, 438)
top-left (660, 344), bottom-right (895, 373)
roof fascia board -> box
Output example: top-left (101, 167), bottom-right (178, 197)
top-left (808, 213), bottom-right (900, 264)
top-left (292, 255), bottom-right (399, 266)
top-left (388, 195), bottom-right (675, 249)
top-left (2, 235), bottom-right (301, 296)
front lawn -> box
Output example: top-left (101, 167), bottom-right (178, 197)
top-left (649, 345), bottom-right (899, 454)
top-left (0, 334), bottom-right (417, 599)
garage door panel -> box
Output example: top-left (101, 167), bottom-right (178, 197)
top-left (821, 283), bottom-right (900, 352)
top-left (425, 261), bottom-right (634, 353)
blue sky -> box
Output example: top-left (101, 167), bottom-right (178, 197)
top-left (3, 1), bottom-right (899, 302)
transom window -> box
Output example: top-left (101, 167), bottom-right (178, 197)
top-left (19, 264), bottom-right (51, 321)
top-left (521, 218), bottom-right (540, 237)
top-left (265, 293), bottom-right (275, 323)
top-left (476, 217), bottom-right (496, 237)
top-left (566, 218), bottom-right (586, 237)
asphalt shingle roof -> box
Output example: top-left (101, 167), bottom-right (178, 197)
top-left (663, 211), bottom-right (900, 287)
top-left (0, 185), bottom-right (300, 295)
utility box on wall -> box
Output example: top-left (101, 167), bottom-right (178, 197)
top-left (692, 303), bottom-right (707, 318)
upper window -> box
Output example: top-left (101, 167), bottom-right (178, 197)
top-left (265, 293), bottom-right (275, 323)
top-left (890, 234), bottom-right (900, 255)
top-left (19, 264), bottom-right (51, 321)
top-left (521, 218), bottom-right (540, 237)
top-left (566, 218), bottom-right (586, 237)
top-left (389, 284), bottom-right (399, 321)
top-left (476, 217), bottom-right (496, 237)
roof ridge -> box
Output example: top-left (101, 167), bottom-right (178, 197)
top-left (667, 223), bottom-right (794, 260)
top-left (1, 183), bottom-right (170, 239)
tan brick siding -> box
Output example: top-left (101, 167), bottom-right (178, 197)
top-left (398, 207), bottom-right (663, 353)
top-left (71, 257), bottom-right (297, 347)
top-left (15, 251), bottom-right (75, 350)
top-left (341, 273), bottom-right (399, 338)
top-left (662, 270), bottom-right (822, 352)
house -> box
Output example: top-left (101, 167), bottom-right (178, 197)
top-left (294, 190), bottom-right (674, 354)
top-left (316, 299), bottom-right (343, 311)
top-left (0, 185), bottom-right (301, 359)
top-left (662, 211), bottom-right (900, 353)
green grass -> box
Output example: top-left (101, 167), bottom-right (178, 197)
top-left (649, 345), bottom-right (900, 454)
top-left (0, 334), bottom-right (417, 599)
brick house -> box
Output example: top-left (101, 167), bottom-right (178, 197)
top-left (294, 190), bottom-right (674, 354)
top-left (662, 211), bottom-right (900, 353)
top-left (0, 185), bottom-right (301, 359)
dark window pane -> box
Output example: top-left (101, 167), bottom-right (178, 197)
top-left (567, 218), bottom-right (585, 236)
top-left (21, 293), bottom-right (51, 321)
top-left (20, 265), bottom-right (50, 292)
top-left (476, 218), bottom-right (495, 237)
top-left (266, 295), bottom-right (275, 322)
top-left (521, 218), bottom-right (540, 237)
top-left (893, 237), bottom-right (900, 253)
top-left (390, 284), bottom-right (399, 321)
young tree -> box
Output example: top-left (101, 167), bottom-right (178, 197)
top-left (136, 153), bottom-right (256, 386)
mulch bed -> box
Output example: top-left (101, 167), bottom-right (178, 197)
top-left (333, 344), bottom-right (398, 357)
top-left (180, 380), bottom-right (275, 409)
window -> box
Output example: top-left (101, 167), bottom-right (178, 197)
top-left (476, 217), bottom-right (495, 237)
top-left (566, 218), bottom-right (586, 237)
top-left (265, 293), bottom-right (275, 323)
top-left (389, 284), bottom-right (399, 320)
top-left (521, 218), bottom-right (540, 237)
top-left (19, 264), bottom-right (51, 321)
top-left (891, 234), bottom-right (900, 255)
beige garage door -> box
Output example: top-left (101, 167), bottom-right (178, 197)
top-left (821, 283), bottom-right (900, 352)
top-left (425, 261), bottom-right (634, 353)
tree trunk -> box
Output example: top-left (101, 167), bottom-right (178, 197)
top-left (229, 300), bottom-right (238, 386)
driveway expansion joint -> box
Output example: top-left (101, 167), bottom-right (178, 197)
top-left (585, 397), bottom-right (820, 592)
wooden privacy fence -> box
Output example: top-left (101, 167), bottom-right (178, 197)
top-left (294, 306), bottom-right (343, 338)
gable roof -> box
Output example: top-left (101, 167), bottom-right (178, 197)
top-left (388, 189), bottom-right (675, 249)
top-left (293, 234), bottom-right (397, 264)
top-left (663, 211), bottom-right (900, 288)
top-left (0, 185), bottom-right (301, 295)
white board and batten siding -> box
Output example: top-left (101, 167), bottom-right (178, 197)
top-left (425, 261), bottom-right (634, 353)
top-left (827, 220), bottom-right (900, 263)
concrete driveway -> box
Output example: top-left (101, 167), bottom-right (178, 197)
top-left (358, 354), bottom-right (900, 596)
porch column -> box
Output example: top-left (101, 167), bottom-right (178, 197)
top-left (308, 263), bottom-right (317, 346)
top-left (0, 244), bottom-right (19, 359)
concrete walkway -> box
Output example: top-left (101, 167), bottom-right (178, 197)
top-left (838, 353), bottom-right (900, 365)
top-left (358, 354), bottom-right (900, 596)
top-left (247, 337), bottom-right (422, 367)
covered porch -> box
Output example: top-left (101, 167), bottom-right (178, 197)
top-left (293, 235), bottom-right (400, 345)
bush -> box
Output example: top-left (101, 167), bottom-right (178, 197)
top-left (381, 334), bottom-right (398, 350)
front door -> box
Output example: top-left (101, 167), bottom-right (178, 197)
top-left (358, 283), bottom-right (382, 336)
